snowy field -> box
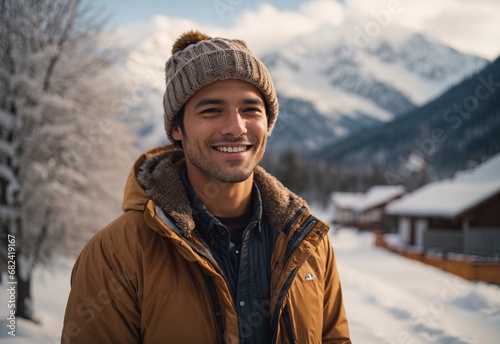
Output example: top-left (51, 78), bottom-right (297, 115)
top-left (331, 228), bottom-right (500, 343)
top-left (1, 226), bottom-right (499, 343)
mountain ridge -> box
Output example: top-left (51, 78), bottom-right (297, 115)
top-left (111, 15), bottom-right (489, 155)
top-left (313, 56), bottom-right (500, 182)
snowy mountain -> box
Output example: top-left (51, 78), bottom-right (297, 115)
top-left (261, 25), bottom-right (487, 153)
top-left (315, 56), bottom-right (500, 181)
top-left (111, 16), bottom-right (488, 154)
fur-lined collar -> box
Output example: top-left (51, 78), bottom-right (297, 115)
top-left (135, 146), bottom-right (308, 237)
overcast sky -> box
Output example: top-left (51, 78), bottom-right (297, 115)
top-left (93, 0), bottom-right (500, 60)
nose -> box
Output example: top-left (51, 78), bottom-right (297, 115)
top-left (221, 110), bottom-right (247, 137)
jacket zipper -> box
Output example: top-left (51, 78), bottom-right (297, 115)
top-left (282, 305), bottom-right (295, 343)
top-left (282, 207), bottom-right (306, 236)
top-left (270, 266), bottom-right (300, 343)
top-left (284, 216), bottom-right (317, 265)
top-left (206, 275), bottom-right (226, 344)
top-left (270, 214), bottom-right (319, 343)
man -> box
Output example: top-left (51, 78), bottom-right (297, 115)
top-left (62, 30), bottom-right (351, 343)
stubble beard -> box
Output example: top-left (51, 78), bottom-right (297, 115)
top-left (182, 136), bottom-right (264, 184)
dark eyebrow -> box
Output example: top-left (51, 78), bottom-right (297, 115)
top-left (193, 98), bottom-right (225, 110)
top-left (193, 97), bottom-right (264, 109)
top-left (242, 98), bottom-right (265, 106)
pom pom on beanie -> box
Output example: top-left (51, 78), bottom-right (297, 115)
top-left (171, 30), bottom-right (212, 54)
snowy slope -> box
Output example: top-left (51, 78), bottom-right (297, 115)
top-left (1, 223), bottom-right (499, 342)
top-left (330, 228), bottom-right (500, 343)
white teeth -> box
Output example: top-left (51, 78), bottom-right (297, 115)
top-left (216, 146), bottom-right (247, 153)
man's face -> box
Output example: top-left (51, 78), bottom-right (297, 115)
top-left (172, 79), bottom-right (268, 184)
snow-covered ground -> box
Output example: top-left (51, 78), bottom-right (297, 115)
top-left (331, 228), bottom-right (500, 343)
top-left (1, 227), bottom-right (499, 343)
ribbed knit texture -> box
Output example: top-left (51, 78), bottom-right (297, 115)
top-left (163, 36), bottom-right (279, 144)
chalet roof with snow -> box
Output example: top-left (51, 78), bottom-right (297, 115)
top-left (330, 192), bottom-right (364, 209)
top-left (386, 153), bottom-right (500, 218)
top-left (352, 185), bottom-right (406, 213)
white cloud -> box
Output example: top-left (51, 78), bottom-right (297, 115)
top-left (122, 0), bottom-right (500, 60)
top-left (345, 0), bottom-right (500, 60)
top-left (395, 0), bottom-right (500, 60)
top-left (300, 0), bottom-right (346, 27)
top-left (219, 1), bottom-right (345, 55)
top-left (212, 0), bottom-right (500, 60)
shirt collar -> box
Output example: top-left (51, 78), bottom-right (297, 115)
top-left (181, 168), bottom-right (263, 235)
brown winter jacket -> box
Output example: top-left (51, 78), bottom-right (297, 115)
top-left (61, 145), bottom-right (351, 343)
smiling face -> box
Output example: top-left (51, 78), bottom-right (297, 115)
top-left (171, 79), bottom-right (268, 185)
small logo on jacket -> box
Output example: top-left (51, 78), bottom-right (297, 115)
top-left (305, 273), bottom-right (315, 281)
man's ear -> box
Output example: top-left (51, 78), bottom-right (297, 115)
top-left (171, 125), bottom-right (183, 141)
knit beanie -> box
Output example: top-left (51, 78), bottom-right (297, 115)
top-left (163, 30), bottom-right (279, 144)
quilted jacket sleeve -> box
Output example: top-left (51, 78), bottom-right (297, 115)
top-left (61, 231), bottom-right (141, 344)
top-left (322, 235), bottom-right (351, 343)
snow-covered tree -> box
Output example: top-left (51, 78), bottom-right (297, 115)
top-left (0, 0), bottom-right (136, 320)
